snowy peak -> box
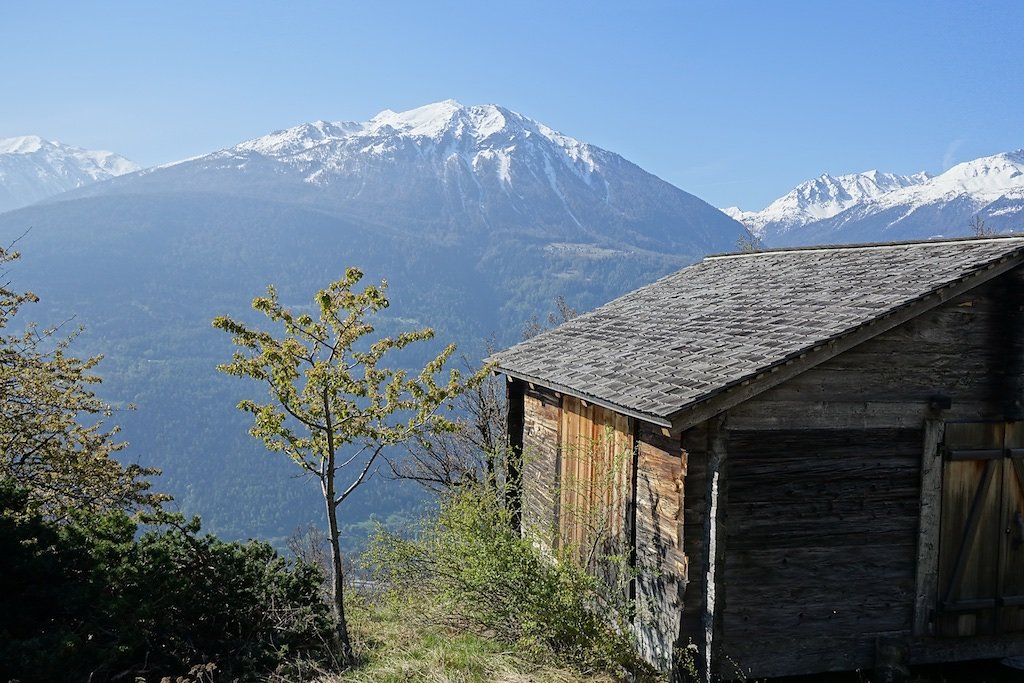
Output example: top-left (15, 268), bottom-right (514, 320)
top-left (0, 136), bottom-right (139, 213)
top-left (728, 169), bottom-right (931, 238)
top-left (785, 170), bottom-right (932, 219)
top-left (237, 101), bottom-right (521, 155)
top-left (0, 135), bottom-right (138, 178)
top-left (213, 101), bottom-right (607, 192)
top-left (0, 135), bottom-right (46, 155)
top-left (235, 120), bottom-right (363, 156)
top-left (367, 100), bottom-right (507, 140)
top-left (918, 150), bottom-right (1024, 198)
top-left (830, 150), bottom-right (1024, 220)
top-left (107, 100), bottom-right (744, 258)
top-left (745, 149), bottom-right (1024, 247)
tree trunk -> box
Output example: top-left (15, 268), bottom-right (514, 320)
top-left (321, 389), bottom-right (353, 665)
top-left (324, 470), bottom-right (353, 664)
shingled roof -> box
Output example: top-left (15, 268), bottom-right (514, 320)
top-left (491, 236), bottom-right (1024, 428)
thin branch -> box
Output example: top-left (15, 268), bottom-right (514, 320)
top-left (271, 385), bottom-right (328, 432)
top-left (335, 444), bottom-right (384, 505)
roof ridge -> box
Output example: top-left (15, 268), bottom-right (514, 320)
top-left (707, 234), bottom-right (1024, 260)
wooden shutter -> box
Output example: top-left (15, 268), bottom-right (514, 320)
top-left (1000, 422), bottom-right (1024, 633)
top-left (937, 422), bottom-right (1024, 636)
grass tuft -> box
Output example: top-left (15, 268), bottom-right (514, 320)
top-left (319, 595), bottom-right (623, 683)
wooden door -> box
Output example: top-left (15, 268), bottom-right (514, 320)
top-left (936, 422), bottom-right (1024, 636)
top-left (558, 396), bottom-right (633, 565)
top-left (1000, 422), bottom-right (1024, 632)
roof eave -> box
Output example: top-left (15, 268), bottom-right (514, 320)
top-left (494, 367), bottom-right (674, 429)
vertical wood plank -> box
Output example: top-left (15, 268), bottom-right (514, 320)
top-left (555, 399), bottom-right (636, 563)
top-left (913, 418), bottom-right (945, 636)
top-left (560, 398), bottom-right (574, 547)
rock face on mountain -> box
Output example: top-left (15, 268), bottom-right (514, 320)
top-left (0, 136), bottom-right (138, 213)
top-left (0, 102), bottom-right (749, 541)
top-left (726, 150), bottom-right (1024, 247)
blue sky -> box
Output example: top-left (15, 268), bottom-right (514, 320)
top-left (2, 0), bottom-right (1021, 209)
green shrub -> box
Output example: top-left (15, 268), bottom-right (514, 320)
top-left (0, 478), bottom-right (335, 682)
top-left (364, 486), bottom-right (656, 680)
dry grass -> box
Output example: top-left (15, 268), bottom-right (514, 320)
top-left (314, 597), bottom-right (625, 683)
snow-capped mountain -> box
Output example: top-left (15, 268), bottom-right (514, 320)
top-left (226, 100), bottom-right (607, 187)
top-left (723, 170), bottom-right (931, 240)
top-left (765, 150), bottom-right (1024, 246)
top-left (0, 136), bottom-right (138, 213)
top-left (104, 100), bottom-right (744, 255)
top-left (727, 150), bottom-right (1024, 247)
top-left (0, 101), bottom-right (748, 541)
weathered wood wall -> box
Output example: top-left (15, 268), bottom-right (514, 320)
top-left (517, 384), bottom-right (691, 672)
top-left (680, 422), bottom-right (709, 656)
top-left (634, 422), bottom-right (688, 670)
top-left (520, 385), bottom-right (561, 546)
top-left (727, 271), bottom-right (1024, 433)
top-left (692, 268), bottom-right (1024, 678)
top-left (718, 427), bottom-right (922, 677)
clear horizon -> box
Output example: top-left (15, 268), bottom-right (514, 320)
top-left (2, 0), bottom-right (1020, 211)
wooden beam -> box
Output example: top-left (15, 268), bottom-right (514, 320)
top-left (701, 413), bottom-right (727, 683)
top-left (496, 368), bottom-right (673, 428)
top-left (913, 418), bottom-right (945, 636)
top-left (628, 417), bottom-right (640, 605)
top-left (506, 378), bottom-right (526, 530)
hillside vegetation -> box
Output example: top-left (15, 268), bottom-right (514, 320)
top-left (0, 245), bottom-right (656, 681)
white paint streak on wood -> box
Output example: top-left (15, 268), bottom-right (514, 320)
top-left (704, 467), bottom-right (719, 683)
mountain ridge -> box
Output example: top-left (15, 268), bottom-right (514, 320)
top-left (0, 136), bottom-right (138, 213)
top-left (0, 101), bottom-right (749, 543)
top-left (726, 149), bottom-right (1024, 246)
top-left (723, 169), bottom-right (932, 240)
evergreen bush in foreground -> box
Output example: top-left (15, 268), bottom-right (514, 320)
top-left (0, 479), bottom-right (335, 682)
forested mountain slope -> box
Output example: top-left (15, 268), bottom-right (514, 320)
top-left (0, 101), bottom-right (749, 542)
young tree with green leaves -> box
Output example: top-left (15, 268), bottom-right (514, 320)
top-left (0, 246), bottom-right (163, 519)
top-left (213, 267), bottom-right (477, 664)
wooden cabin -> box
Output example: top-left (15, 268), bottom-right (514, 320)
top-left (490, 236), bottom-right (1024, 680)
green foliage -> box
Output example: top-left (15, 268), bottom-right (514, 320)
top-left (0, 246), bottom-right (164, 519)
top-left (364, 486), bottom-right (657, 680)
top-left (214, 266), bottom-right (482, 662)
top-left (0, 478), bottom-right (334, 682)
top-left (213, 267), bottom-right (468, 484)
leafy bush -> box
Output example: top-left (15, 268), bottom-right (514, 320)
top-left (364, 486), bottom-right (656, 680)
top-left (0, 478), bottom-right (335, 682)
top-left (0, 246), bottom-right (166, 520)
